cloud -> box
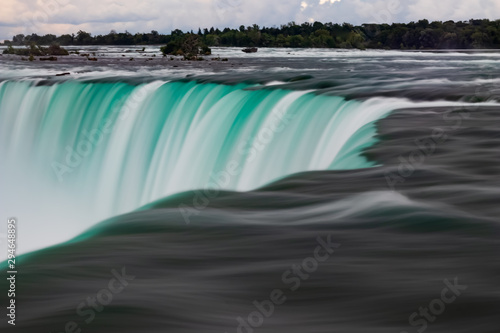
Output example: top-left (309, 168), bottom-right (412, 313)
top-left (319, 0), bottom-right (341, 4)
top-left (1, 0), bottom-right (500, 40)
top-left (406, 0), bottom-right (500, 22)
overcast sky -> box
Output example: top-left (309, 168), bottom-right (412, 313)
top-left (1, 0), bottom-right (499, 40)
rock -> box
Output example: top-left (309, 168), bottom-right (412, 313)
top-left (47, 44), bottom-right (69, 56)
top-left (242, 47), bottom-right (258, 53)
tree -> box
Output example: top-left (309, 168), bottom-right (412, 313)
top-left (12, 34), bottom-right (25, 45)
top-left (76, 30), bottom-right (92, 45)
top-left (161, 34), bottom-right (211, 59)
top-left (3, 19), bottom-right (500, 50)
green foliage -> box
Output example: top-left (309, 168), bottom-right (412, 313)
top-left (5, 19), bottom-right (500, 50)
top-left (3, 45), bottom-right (16, 54)
top-left (160, 34), bottom-right (211, 59)
top-left (3, 43), bottom-right (69, 56)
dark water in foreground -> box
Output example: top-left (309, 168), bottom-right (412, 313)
top-left (2, 105), bottom-right (499, 333)
top-left (0, 48), bottom-right (499, 332)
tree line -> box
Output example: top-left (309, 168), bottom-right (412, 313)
top-left (3, 19), bottom-right (500, 49)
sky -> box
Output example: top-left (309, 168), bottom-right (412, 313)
top-left (0, 0), bottom-right (499, 41)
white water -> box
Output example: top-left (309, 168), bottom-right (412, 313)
top-left (0, 78), bottom-right (497, 254)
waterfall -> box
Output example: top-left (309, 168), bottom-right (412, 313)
top-left (0, 79), bottom-right (395, 252)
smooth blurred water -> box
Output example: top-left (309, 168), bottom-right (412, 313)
top-left (1, 47), bottom-right (500, 254)
top-left (0, 79), bottom-right (398, 254)
top-left (1, 47), bottom-right (499, 333)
